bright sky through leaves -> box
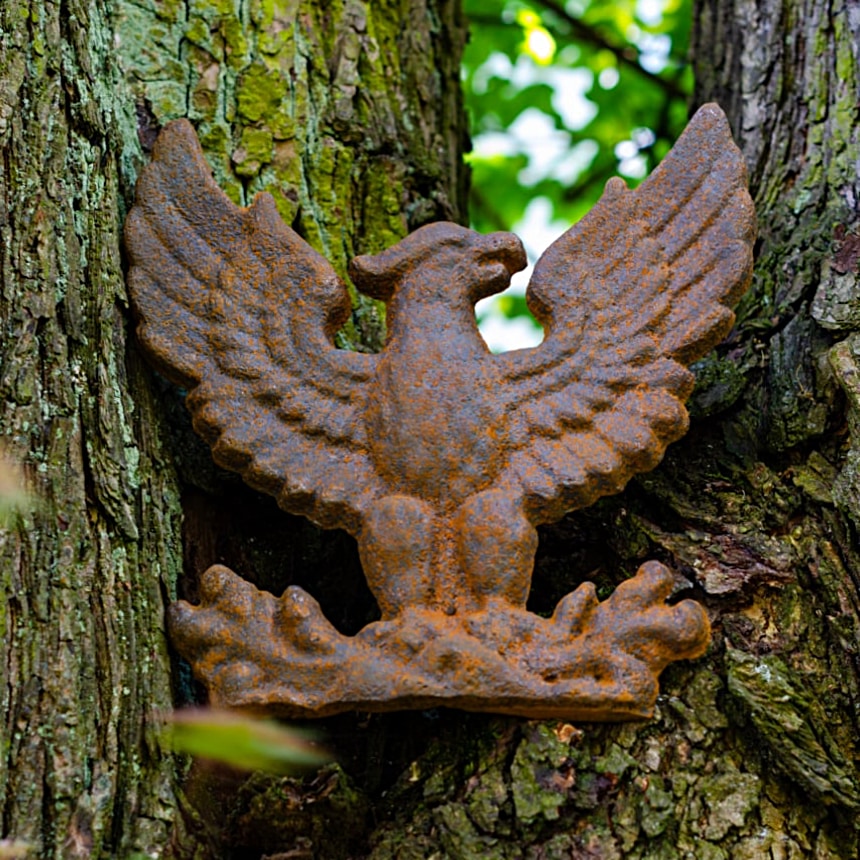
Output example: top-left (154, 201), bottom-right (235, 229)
top-left (464, 0), bottom-right (693, 352)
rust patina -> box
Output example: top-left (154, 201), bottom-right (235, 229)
top-left (125, 104), bottom-right (755, 719)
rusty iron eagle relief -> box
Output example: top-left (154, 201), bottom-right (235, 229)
top-left (125, 104), bottom-right (755, 720)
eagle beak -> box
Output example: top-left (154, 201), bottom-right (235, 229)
top-left (482, 232), bottom-right (528, 274)
top-left (469, 233), bottom-right (529, 302)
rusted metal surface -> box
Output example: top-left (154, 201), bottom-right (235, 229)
top-left (125, 104), bottom-right (755, 719)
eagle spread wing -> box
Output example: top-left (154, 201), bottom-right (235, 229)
top-left (498, 104), bottom-right (756, 524)
top-left (124, 120), bottom-right (382, 532)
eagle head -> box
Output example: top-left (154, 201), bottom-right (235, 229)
top-left (349, 222), bottom-right (527, 306)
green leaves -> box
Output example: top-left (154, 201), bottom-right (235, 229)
top-left (166, 709), bottom-right (331, 774)
top-left (465, 0), bottom-right (693, 349)
top-left (464, 0), bottom-right (692, 231)
top-left (464, 0), bottom-right (691, 230)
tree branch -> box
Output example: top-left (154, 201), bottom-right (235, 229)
top-left (560, 158), bottom-right (619, 203)
top-left (470, 185), bottom-right (514, 232)
top-left (468, 3), bottom-right (688, 102)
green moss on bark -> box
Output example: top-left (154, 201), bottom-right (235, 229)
top-left (116, 0), bottom-right (468, 355)
top-left (0, 0), bottom-right (182, 855)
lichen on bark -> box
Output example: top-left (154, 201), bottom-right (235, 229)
top-left (0, 0), bottom-right (181, 855)
top-left (115, 0), bottom-right (468, 354)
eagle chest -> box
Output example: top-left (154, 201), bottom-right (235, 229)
top-left (365, 334), bottom-right (508, 504)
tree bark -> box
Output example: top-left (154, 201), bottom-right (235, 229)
top-left (0, 1), bottom-right (180, 856)
top-left (2, 0), bottom-right (858, 858)
top-left (349, 1), bottom-right (860, 857)
top-left (0, 0), bottom-right (466, 857)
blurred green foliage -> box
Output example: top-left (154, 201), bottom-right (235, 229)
top-left (463, 0), bottom-right (693, 343)
top-left (167, 709), bottom-right (331, 774)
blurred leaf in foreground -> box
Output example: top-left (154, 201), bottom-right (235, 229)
top-left (167, 709), bottom-right (331, 774)
top-left (0, 448), bottom-right (34, 527)
top-left (0, 840), bottom-right (34, 860)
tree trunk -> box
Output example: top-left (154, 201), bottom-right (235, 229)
top-left (0, 1), bottom-right (181, 857)
top-left (0, 0), bottom-right (466, 857)
top-left (2, 0), bottom-right (858, 858)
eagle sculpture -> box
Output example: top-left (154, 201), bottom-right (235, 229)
top-left (125, 104), bottom-right (755, 719)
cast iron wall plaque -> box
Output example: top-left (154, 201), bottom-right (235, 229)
top-left (125, 104), bottom-right (755, 719)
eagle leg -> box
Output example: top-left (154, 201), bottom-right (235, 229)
top-left (453, 489), bottom-right (538, 610)
top-left (358, 495), bottom-right (436, 620)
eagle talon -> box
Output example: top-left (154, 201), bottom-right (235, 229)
top-left (165, 562), bottom-right (709, 719)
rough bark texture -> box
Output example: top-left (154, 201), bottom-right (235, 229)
top-left (0, 1), bottom-right (180, 857)
top-left (1, 0), bottom-right (467, 857)
top-left (2, 0), bottom-right (858, 858)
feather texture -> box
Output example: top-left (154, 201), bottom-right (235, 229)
top-left (499, 104), bottom-right (755, 522)
top-left (125, 120), bottom-right (380, 533)
top-left (126, 107), bottom-right (753, 537)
